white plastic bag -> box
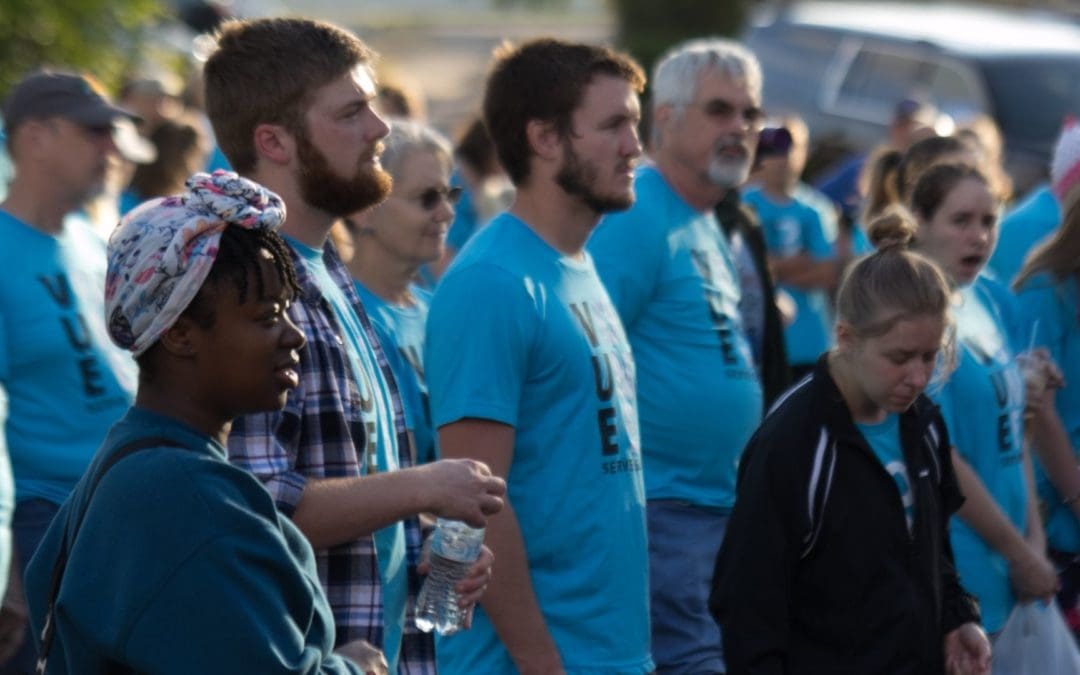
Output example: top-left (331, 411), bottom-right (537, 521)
top-left (991, 602), bottom-right (1080, 675)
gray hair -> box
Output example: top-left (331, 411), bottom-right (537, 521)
top-left (381, 117), bottom-right (453, 180)
top-left (651, 38), bottom-right (762, 110)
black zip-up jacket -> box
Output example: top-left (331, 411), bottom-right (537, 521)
top-left (710, 355), bottom-right (980, 675)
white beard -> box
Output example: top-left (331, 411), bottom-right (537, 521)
top-left (707, 155), bottom-right (752, 188)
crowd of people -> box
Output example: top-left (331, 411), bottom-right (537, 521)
top-left (0, 11), bottom-right (1078, 675)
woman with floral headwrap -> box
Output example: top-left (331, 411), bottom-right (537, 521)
top-left (22, 171), bottom-right (371, 674)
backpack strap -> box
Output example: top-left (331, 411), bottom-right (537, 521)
top-left (36, 437), bottom-right (180, 675)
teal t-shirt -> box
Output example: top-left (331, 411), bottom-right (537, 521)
top-left (23, 407), bottom-right (360, 674)
top-left (426, 213), bottom-right (652, 675)
top-left (589, 165), bottom-right (763, 510)
top-left (1016, 272), bottom-right (1080, 553)
top-left (987, 185), bottom-right (1059, 286)
top-left (354, 282), bottom-right (436, 465)
top-left (0, 210), bottom-right (136, 505)
top-left (856, 414), bottom-right (914, 533)
top-left (286, 238), bottom-right (407, 672)
top-left (934, 278), bottom-right (1028, 633)
top-left (0, 389), bottom-right (12, 596)
top-left (744, 186), bottom-right (837, 367)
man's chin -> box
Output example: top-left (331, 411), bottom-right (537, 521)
top-left (584, 190), bottom-right (635, 215)
top-left (707, 160), bottom-right (751, 189)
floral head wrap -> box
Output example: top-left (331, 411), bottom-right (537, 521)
top-left (105, 170), bottom-right (286, 356)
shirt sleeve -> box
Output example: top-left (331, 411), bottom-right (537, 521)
top-left (425, 263), bottom-right (537, 428)
top-left (123, 526), bottom-right (362, 675)
top-left (587, 208), bottom-right (665, 328)
top-left (228, 395), bottom-right (307, 517)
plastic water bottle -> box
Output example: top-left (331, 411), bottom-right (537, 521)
top-left (414, 519), bottom-right (485, 635)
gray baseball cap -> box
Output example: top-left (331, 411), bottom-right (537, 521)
top-left (2, 70), bottom-right (138, 133)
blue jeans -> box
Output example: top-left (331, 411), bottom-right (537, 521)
top-left (0, 499), bottom-right (60, 675)
top-left (647, 500), bottom-right (728, 675)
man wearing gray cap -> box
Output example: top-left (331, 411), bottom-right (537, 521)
top-left (0, 69), bottom-right (139, 673)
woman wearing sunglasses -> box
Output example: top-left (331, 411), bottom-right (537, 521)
top-left (342, 118), bottom-right (459, 468)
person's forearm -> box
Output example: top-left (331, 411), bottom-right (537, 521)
top-left (292, 468), bottom-right (431, 549)
top-left (952, 451), bottom-right (1030, 562)
top-left (1029, 403), bottom-right (1080, 521)
top-left (769, 254), bottom-right (837, 289)
top-left (1022, 445), bottom-right (1047, 552)
top-left (480, 501), bottom-right (563, 675)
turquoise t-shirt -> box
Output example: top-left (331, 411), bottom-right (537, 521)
top-left (354, 282), bottom-right (436, 465)
top-left (286, 238), bottom-right (407, 673)
top-left (744, 186), bottom-right (837, 367)
top-left (1016, 272), bottom-right (1080, 553)
top-left (987, 185), bottom-right (1059, 286)
top-left (856, 414), bottom-right (914, 533)
top-left (426, 213), bottom-right (652, 675)
top-left (0, 388), bottom-right (12, 597)
top-left (589, 166), bottom-right (763, 510)
top-left (0, 210), bottom-right (136, 505)
top-left (446, 169), bottom-right (479, 252)
top-left (934, 278), bottom-right (1028, 633)
top-left (848, 222), bottom-right (875, 257)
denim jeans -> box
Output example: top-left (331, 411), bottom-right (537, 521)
top-left (647, 500), bottom-right (729, 675)
top-left (1, 498), bottom-right (61, 675)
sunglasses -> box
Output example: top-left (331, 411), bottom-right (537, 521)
top-left (413, 186), bottom-right (463, 211)
top-left (686, 98), bottom-right (766, 128)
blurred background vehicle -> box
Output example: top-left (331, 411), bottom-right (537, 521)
top-left (745, 1), bottom-right (1080, 195)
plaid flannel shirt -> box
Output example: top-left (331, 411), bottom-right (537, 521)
top-left (228, 241), bottom-right (435, 674)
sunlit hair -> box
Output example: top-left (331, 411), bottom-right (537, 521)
top-left (380, 117), bottom-right (452, 181)
top-left (895, 135), bottom-right (971, 203)
top-left (1015, 198), bottom-right (1080, 289)
top-left (859, 147), bottom-right (902, 225)
top-left (837, 205), bottom-right (956, 379)
top-left (204, 18), bottom-right (375, 174)
top-left (651, 37), bottom-right (762, 110)
top-left (482, 38), bottom-right (645, 186)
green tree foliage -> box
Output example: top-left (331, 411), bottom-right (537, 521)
top-left (612, 0), bottom-right (755, 75)
top-left (0, 0), bottom-right (162, 98)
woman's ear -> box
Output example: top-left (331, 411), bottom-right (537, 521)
top-left (158, 316), bottom-right (200, 359)
top-left (835, 320), bottom-right (858, 353)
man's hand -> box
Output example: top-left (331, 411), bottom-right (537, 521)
top-left (419, 459), bottom-right (506, 528)
top-left (943, 622), bottom-right (991, 675)
top-left (335, 639), bottom-right (388, 675)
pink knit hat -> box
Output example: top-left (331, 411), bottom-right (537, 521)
top-left (1051, 117), bottom-right (1080, 214)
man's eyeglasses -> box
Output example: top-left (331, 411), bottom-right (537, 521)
top-left (414, 186), bottom-right (463, 211)
top-left (683, 98), bottom-right (766, 129)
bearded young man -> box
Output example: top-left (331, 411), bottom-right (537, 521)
top-left (203, 19), bottom-right (506, 674)
top-left (587, 38), bottom-right (767, 674)
top-left (425, 39), bottom-right (653, 675)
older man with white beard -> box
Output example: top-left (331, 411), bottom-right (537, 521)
top-left (588, 38), bottom-right (765, 675)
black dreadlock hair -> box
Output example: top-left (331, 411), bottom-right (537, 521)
top-left (182, 225), bottom-right (301, 328)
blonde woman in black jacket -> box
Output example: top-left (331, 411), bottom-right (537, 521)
top-left (711, 207), bottom-right (990, 675)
